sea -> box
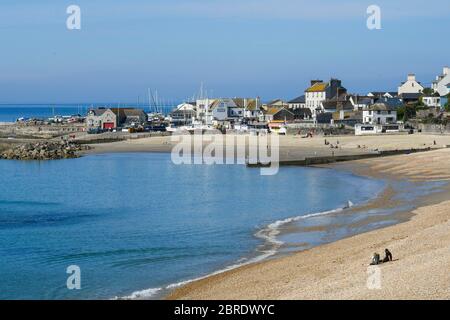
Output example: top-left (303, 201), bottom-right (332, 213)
top-left (0, 104), bottom-right (175, 123)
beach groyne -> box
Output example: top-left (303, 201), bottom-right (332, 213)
top-left (248, 146), bottom-right (448, 167)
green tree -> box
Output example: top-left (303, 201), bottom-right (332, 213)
top-left (422, 87), bottom-right (433, 95)
top-left (399, 105), bottom-right (417, 121)
top-left (397, 105), bottom-right (405, 120)
top-left (445, 93), bottom-right (450, 112)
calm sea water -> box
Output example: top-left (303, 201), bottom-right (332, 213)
top-left (0, 104), bottom-right (175, 122)
top-left (0, 153), bottom-right (385, 299)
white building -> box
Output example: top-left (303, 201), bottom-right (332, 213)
top-left (195, 98), bottom-right (260, 124)
top-left (239, 98), bottom-right (262, 119)
top-left (432, 66), bottom-right (450, 97)
top-left (362, 103), bottom-right (397, 125)
top-left (210, 98), bottom-right (239, 122)
top-left (195, 98), bottom-right (218, 125)
top-left (304, 79), bottom-right (346, 118)
top-left (288, 95), bottom-right (306, 109)
top-left (350, 96), bottom-right (373, 110)
top-left (355, 123), bottom-right (402, 136)
top-left (422, 95), bottom-right (441, 108)
top-left (305, 81), bottom-right (327, 117)
top-left (367, 91), bottom-right (398, 99)
top-left (170, 103), bottom-right (197, 126)
top-left (398, 74), bottom-right (424, 95)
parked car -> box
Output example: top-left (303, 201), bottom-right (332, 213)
top-left (87, 128), bottom-right (104, 134)
top-left (145, 125), bottom-right (167, 132)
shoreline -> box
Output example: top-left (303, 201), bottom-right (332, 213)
top-left (166, 148), bottom-right (450, 300)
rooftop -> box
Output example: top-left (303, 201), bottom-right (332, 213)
top-left (305, 82), bottom-right (328, 92)
top-left (288, 95), bottom-right (305, 104)
top-left (368, 103), bottom-right (396, 111)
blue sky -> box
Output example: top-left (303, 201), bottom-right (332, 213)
top-left (0, 0), bottom-right (449, 103)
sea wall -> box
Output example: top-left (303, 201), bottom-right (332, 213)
top-left (0, 123), bottom-right (85, 139)
top-left (286, 123), bottom-right (354, 136)
top-left (417, 123), bottom-right (450, 134)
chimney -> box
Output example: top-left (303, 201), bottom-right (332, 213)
top-left (407, 74), bottom-right (416, 81)
top-left (444, 66), bottom-right (449, 75)
top-left (330, 78), bottom-right (342, 87)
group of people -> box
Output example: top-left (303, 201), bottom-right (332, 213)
top-left (370, 249), bottom-right (393, 265)
top-left (324, 139), bottom-right (340, 149)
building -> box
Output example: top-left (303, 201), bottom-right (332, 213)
top-left (86, 107), bottom-right (147, 130)
top-left (321, 93), bottom-right (353, 113)
top-left (332, 110), bottom-right (363, 126)
top-left (288, 95), bottom-right (306, 109)
top-left (265, 99), bottom-right (288, 109)
top-left (194, 98), bottom-right (261, 124)
top-left (261, 107), bottom-right (294, 122)
top-left (195, 98), bottom-right (217, 125)
top-left (233, 98), bottom-right (262, 120)
top-left (210, 98), bottom-right (258, 122)
top-left (170, 103), bottom-right (197, 126)
top-left (305, 79), bottom-right (347, 118)
top-left (367, 91), bottom-right (398, 99)
top-left (374, 96), bottom-right (404, 109)
top-left (355, 123), bottom-right (402, 136)
top-left (422, 93), bottom-right (441, 108)
top-left (86, 108), bottom-right (118, 130)
top-left (432, 66), bottom-right (450, 97)
top-left (121, 109), bottom-right (148, 127)
top-left (350, 95), bottom-right (374, 110)
top-left (291, 108), bottom-right (312, 120)
top-left (210, 98), bottom-right (242, 122)
top-left (400, 92), bottom-right (422, 105)
top-left (305, 80), bottom-right (327, 117)
top-left (362, 103), bottom-right (397, 125)
top-left (398, 74), bottom-right (424, 95)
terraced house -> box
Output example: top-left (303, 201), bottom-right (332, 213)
top-left (305, 78), bottom-right (347, 119)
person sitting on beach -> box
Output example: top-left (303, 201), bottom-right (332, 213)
top-left (382, 249), bottom-right (393, 263)
top-left (370, 252), bottom-right (381, 265)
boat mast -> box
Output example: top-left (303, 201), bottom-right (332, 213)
top-left (148, 88), bottom-right (152, 113)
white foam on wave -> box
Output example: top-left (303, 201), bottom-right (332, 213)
top-left (117, 287), bottom-right (163, 300)
top-left (119, 204), bottom-right (349, 299)
top-left (254, 207), bottom-right (346, 260)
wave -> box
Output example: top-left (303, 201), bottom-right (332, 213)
top-left (118, 203), bottom-right (351, 300)
top-left (254, 206), bottom-right (347, 255)
top-left (118, 287), bottom-right (163, 300)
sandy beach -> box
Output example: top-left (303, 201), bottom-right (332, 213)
top-left (85, 133), bottom-right (450, 161)
top-left (166, 146), bottom-right (450, 300)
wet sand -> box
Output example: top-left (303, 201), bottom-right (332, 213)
top-left (166, 148), bottom-right (450, 300)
